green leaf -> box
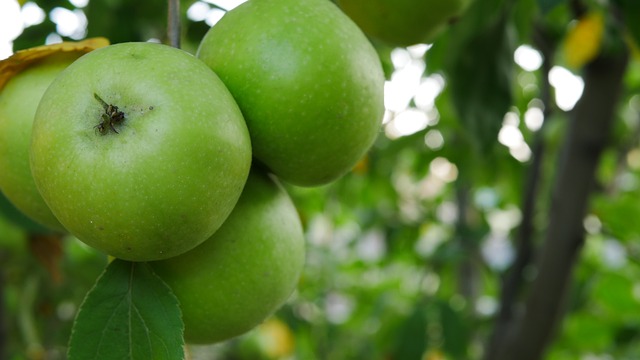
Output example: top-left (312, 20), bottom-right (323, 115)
top-left (538, 0), bottom-right (566, 14)
top-left (390, 302), bottom-right (429, 359)
top-left (68, 259), bottom-right (184, 360)
top-left (615, 0), bottom-right (640, 48)
top-left (593, 193), bottom-right (640, 242)
top-left (439, 301), bottom-right (470, 359)
top-left (444, 2), bottom-right (515, 153)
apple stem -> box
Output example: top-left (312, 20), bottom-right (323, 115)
top-left (167, 0), bottom-right (181, 49)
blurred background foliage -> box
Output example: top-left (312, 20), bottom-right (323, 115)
top-left (1, 0), bottom-right (640, 359)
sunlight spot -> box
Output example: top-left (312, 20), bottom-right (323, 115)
top-left (601, 239), bottom-right (627, 269)
top-left (524, 106), bottom-right (544, 131)
top-left (204, 7), bottom-right (225, 26)
top-left (0, 0), bottom-right (23, 58)
top-left (414, 74), bottom-right (445, 110)
top-left (390, 47), bottom-right (411, 68)
top-left (436, 201), bottom-right (458, 224)
top-left (381, 109), bottom-right (394, 126)
top-left (498, 112), bottom-right (528, 160)
top-left (421, 272), bottom-right (440, 295)
top-left (510, 143), bottom-right (532, 162)
top-left (549, 66), bottom-right (584, 111)
top-left (325, 292), bottom-right (354, 325)
top-left (486, 206), bottom-right (522, 235)
top-left (514, 44), bottom-right (543, 72)
top-left (476, 296), bottom-right (498, 317)
top-left (482, 233), bottom-right (514, 271)
top-left (69, 0), bottom-right (89, 8)
top-left (424, 129), bottom-right (444, 150)
top-left (56, 301), bottom-right (76, 321)
top-left (386, 108), bottom-right (430, 138)
top-left (430, 157), bottom-right (458, 183)
top-left (583, 214), bottom-right (602, 234)
top-left (204, 0), bottom-right (246, 10)
top-left (417, 175), bottom-right (446, 200)
top-left (22, 2), bottom-right (45, 27)
top-left (498, 125), bottom-right (523, 149)
top-left (415, 225), bottom-right (448, 258)
top-left (474, 188), bottom-right (499, 210)
top-left (50, 7), bottom-right (87, 39)
top-left (45, 32), bottom-right (63, 44)
top-left (384, 58), bottom-right (425, 112)
top-left (356, 229), bottom-right (386, 263)
top-left (407, 43), bottom-right (431, 58)
top-left (187, 1), bottom-right (210, 22)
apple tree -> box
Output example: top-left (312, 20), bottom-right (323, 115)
top-left (1, 0), bottom-right (640, 359)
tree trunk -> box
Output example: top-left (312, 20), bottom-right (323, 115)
top-left (491, 51), bottom-right (629, 360)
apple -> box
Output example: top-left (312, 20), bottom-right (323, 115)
top-left (151, 169), bottom-right (305, 344)
top-left (0, 40), bottom-right (108, 232)
top-left (335, 0), bottom-right (474, 47)
top-left (30, 42), bottom-right (252, 261)
top-left (197, 0), bottom-right (385, 187)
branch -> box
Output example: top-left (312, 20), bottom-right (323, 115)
top-left (492, 50), bottom-right (629, 360)
top-left (483, 23), bottom-right (556, 359)
top-left (455, 183), bottom-right (478, 303)
top-left (167, 0), bottom-right (181, 48)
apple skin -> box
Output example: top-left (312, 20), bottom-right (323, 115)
top-left (336, 0), bottom-right (473, 47)
top-left (151, 169), bottom-right (305, 344)
top-left (0, 52), bottom-right (82, 232)
top-left (30, 42), bottom-right (252, 261)
top-left (197, 0), bottom-right (385, 187)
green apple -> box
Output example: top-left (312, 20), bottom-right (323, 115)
top-left (151, 169), bottom-right (305, 344)
top-left (197, 0), bottom-right (385, 187)
top-left (0, 51), bottom-right (93, 232)
top-left (335, 0), bottom-right (474, 47)
top-left (30, 42), bottom-right (252, 261)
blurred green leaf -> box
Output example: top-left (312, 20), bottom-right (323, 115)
top-left (68, 259), bottom-right (184, 360)
top-left (593, 194), bottom-right (640, 242)
top-left (614, 0), bottom-right (640, 49)
top-left (85, 0), bottom-right (166, 43)
top-left (439, 301), bottom-right (470, 359)
top-left (390, 302), bottom-right (428, 360)
top-left (560, 312), bottom-right (612, 352)
top-left (592, 272), bottom-right (639, 319)
top-left (444, 1), bottom-right (515, 153)
top-left (538, 0), bottom-right (566, 14)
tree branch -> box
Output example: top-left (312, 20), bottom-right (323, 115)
top-left (492, 50), bottom-right (629, 360)
top-left (483, 24), bottom-right (556, 360)
top-left (167, 0), bottom-right (181, 48)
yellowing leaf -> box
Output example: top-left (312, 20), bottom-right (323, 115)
top-left (256, 318), bottom-right (295, 359)
top-left (423, 349), bottom-right (446, 360)
top-left (0, 37), bottom-right (109, 92)
top-left (563, 12), bottom-right (605, 68)
top-left (352, 154), bottom-right (369, 175)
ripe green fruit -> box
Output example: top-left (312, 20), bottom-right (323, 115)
top-left (0, 52), bottom-right (84, 232)
top-left (30, 42), bottom-right (252, 261)
top-left (151, 170), bottom-right (305, 344)
top-left (197, 0), bottom-right (384, 187)
top-left (336, 0), bottom-right (473, 47)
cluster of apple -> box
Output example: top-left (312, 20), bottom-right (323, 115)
top-left (336, 0), bottom-right (474, 47)
top-left (0, 0), bottom-right (384, 345)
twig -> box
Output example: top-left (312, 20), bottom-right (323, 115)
top-left (167, 0), bottom-right (181, 48)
